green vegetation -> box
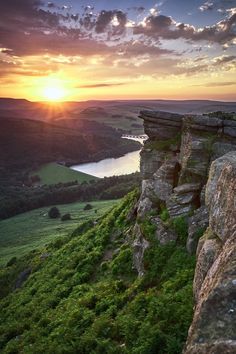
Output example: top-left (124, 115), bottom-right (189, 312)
top-left (159, 205), bottom-right (170, 222)
top-left (80, 107), bottom-right (144, 134)
top-left (32, 163), bottom-right (97, 185)
top-left (205, 111), bottom-right (236, 121)
top-left (0, 191), bottom-right (195, 353)
top-left (0, 199), bottom-right (119, 266)
top-left (145, 134), bottom-right (181, 151)
top-left (0, 173), bottom-right (140, 220)
top-left (48, 206), bottom-right (60, 218)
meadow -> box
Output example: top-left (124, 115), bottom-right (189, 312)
top-left (0, 199), bottom-right (119, 266)
top-left (31, 162), bottom-right (98, 185)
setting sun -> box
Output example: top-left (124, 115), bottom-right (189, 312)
top-left (43, 85), bottom-right (66, 101)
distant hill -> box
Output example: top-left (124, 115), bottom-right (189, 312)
top-left (0, 98), bottom-right (235, 134)
top-left (0, 117), bottom-right (139, 172)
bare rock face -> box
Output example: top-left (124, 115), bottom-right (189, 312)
top-left (132, 223), bottom-right (149, 276)
top-left (184, 152), bottom-right (236, 354)
top-left (187, 206), bottom-right (209, 255)
top-left (167, 183), bottom-right (201, 218)
top-left (137, 180), bottom-right (155, 218)
top-left (139, 110), bottom-right (182, 140)
top-left (179, 124), bottom-right (217, 184)
top-left (153, 157), bottom-right (180, 201)
top-left (185, 233), bottom-right (236, 354)
top-left (140, 147), bottom-right (165, 179)
top-left (151, 217), bottom-right (177, 245)
top-left (206, 152), bottom-right (236, 243)
top-left (193, 234), bottom-right (222, 302)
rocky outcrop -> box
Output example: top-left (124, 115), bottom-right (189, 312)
top-left (206, 152), bottom-right (236, 242)
top-left (184, 152), bottom-right (236, 354)
top-left (136, 110), bottom-right (236, 224)
top-left (186, 206), bottom-right (209, 255)
top-left (132, 109), bottom-right (236, 352)
top-left (132, 223), bottom-right (149, 276)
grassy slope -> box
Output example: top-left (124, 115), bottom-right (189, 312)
top-left (78, 106), bottom-right (145, 134)
top-left (0, 191), bottom-right (195, 354)
top-left (0, 199), bottom-right (119, 266)
top-left (32, 163), bottom-right (98, 185)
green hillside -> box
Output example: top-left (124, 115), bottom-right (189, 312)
top-left (0, 199), bottom-right (118, 266)
top-left (0, 191), bottom-right (195, 353)
top-left (32, 162), bottom-right (98, 185)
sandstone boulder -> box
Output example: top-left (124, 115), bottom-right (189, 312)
top-left (187, 206), bottom-right (209, 255)
top-left (206, 151), bottom-right (236, 242)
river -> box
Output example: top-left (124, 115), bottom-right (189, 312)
top-left (70, 136), bottom-right (146, 178)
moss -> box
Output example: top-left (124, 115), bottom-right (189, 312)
top-left (193, 227), bottom-right (206, 242)
top-left (159, 206), bottom-right (170, 222)
top-left (145, 133), bottom-right (181, 151)
top-left (203, 227), bottom-right (221, 241)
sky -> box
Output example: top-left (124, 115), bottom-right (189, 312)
top-left (0, 0), bottom-right (235, 101)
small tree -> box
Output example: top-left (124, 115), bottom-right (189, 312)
top-left (84, 203), bottom-right (93, 211)
top-left (61, 213), bottom-right (71, 221)
top-left (48, 206), bottom-right (60, 218)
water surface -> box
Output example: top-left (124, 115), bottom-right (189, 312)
top-left (71, 149), bottom-right (141, 178)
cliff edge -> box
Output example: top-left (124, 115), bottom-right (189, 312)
top-left (134, 110), bottom-right (236, 353)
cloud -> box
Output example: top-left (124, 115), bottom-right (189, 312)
top-left (199, 0), bottom-right (235, 13)
top-left (193, 81), bottom-right (236, 87)
top-left (95, 10), bottom-right (127, 35)
top-left (0, 0), bottom-right (235, 74)
top-left (0, 59), bottom-right (53, 78)
top-left (204, 81), bottom-right (236, 86)
top-left (47, 2), bottom-right (55, 8)
top-left (77, 82), bottom-right (127, 88)
top-left (134, 12), bottom-right (236, 44)
top-left (127, 6), bottom-right (145, 13)
top-left (199, 1), bottom-right (214, 12)
top-left (214, 55), bottom-right (236, 65)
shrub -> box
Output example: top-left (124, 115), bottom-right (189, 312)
top-left (48, 206), bottom-right (60, 218)
top-left (61, 213), bottom-right (71, 221)
top-left (160, 208), bottom-right (169, 222)
top-left (84, 203), bottom-right (93, 211)
top-left (172, 216), bottom-right (188, 244)
top-left (6, 257), bottom-right (17, 267)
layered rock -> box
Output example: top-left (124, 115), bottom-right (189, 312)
top-left (132, 109), bottom-right (236, 350)
top-left (137, 110), bottom-right (236, 224)
top-left (184, 152), bottom-right (236, 354)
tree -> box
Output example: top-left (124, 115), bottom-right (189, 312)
top-left (84, 203), bottom-right (93, 210)
top-left (48, 206), bottom-right (60, 218)
top-left (61, 213), bottom-right (71, 221)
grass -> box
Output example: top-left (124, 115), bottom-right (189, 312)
top-left (0, 199), bottom-right (119, 266)
top-left (80, 108), bottom-right (144, 134)
top-left (0, 191), bottom-right (195, 353)
top-left (32, 162), bottom-right (98, 185)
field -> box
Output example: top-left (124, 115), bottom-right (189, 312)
top-left (32, 162), bottom-right (98, 185)
top-left (0, 199), bottom-right (119, 266)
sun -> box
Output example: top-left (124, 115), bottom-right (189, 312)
top-left (43, 86), bottom-right (66, 101)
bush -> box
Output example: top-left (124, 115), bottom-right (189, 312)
top-left (61, 213), bottom-right (71, 221)
top-left (6, 257), bottom-right (17, 267)
top-left (48, 206), bottom-right (60, 218)
top-left (84, 203), bottom-right (93, 211)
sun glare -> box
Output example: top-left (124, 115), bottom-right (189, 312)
top-left (43, 86), bottom-right (66, 101)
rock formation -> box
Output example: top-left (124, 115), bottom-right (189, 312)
top-left (133, 110), bottom-right (236, 352)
